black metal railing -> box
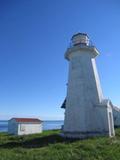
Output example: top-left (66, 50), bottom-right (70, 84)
top-left (68, 40), bottom-right (95, 48)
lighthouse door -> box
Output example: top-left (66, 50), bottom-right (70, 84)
top-left (109, 112), bottom-right (114, 136)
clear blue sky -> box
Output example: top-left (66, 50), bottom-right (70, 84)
top-left (0, 0), bottom-right (120, 120)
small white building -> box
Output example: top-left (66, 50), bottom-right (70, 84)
top-left (8, 118), bottom-right (43, 135)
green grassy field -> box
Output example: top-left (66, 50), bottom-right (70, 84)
top-left (0, 129), bottom-right (120, 160)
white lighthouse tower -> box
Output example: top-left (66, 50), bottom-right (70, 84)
top-left (62, 33), bottom-right (115, 138)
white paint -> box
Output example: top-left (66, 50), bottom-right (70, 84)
top-left (113, 106), bottom-right (120, 127)
top-left (8, 119), bottom-right (42, 135)
top-left (63, 33), bottom-right (115, 138)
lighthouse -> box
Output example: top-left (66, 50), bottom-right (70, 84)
top-left (62, 33), bottom-right (115, 138)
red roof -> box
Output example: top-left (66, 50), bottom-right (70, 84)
top-left (11, 118), bottom-right (42, 123)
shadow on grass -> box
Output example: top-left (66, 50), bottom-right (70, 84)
top-left (0, 134), bottom-right (77, 149)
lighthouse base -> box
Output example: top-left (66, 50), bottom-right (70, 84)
top-left (62, 131), bottom-right (110, 139)
top-left (63, 100), bottom-right (115, 139)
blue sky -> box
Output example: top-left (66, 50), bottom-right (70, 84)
top-left (0, 0), bottom-right (120, 120)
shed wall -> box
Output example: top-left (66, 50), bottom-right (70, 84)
top-left (18, 123), bottom-right (42, 135)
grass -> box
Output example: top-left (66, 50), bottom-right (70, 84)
top-left (0, 129), bottom-right (120, 160)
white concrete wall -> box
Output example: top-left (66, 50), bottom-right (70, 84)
top-left (64, 51), bottom-right (104, 131)
top-left (18, 123), bottom-right (42, 135)
top-left (91, 59), bottom-right (104, 102)
top-left (113, 106), bottom-right (120, 127)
